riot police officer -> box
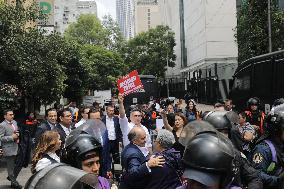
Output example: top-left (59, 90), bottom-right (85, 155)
top-left (63, 130), bottom-right (110, 189)
top-left (245, 97), bottom-right (265, 136)
top-left (178, 132), bottom-right (237, 189)
top-left (251, 104), bottom-right (284, 189)
top-left (203, 111), bottom-right (263, 189)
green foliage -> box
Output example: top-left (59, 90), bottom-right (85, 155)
top-left (63, 41), bottom-right (88, 101)
top-left (80, 45), bottom-right (127, 90)
top-left (64, 14), bottom-right (127, 92)
top-left (123, 25), bottom-right (176, 78)
top-left (0, 84), bottom-right (20, 113)
top-left (64, 14), bottom-right (108, 46)
top-left (101, 15), bottom-right (126, 51)
top-left (235, 0), bottom-right (284, 63)
top-left (0, 2), bottom-right (70, 106)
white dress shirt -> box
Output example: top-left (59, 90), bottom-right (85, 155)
top-left (35, 152), bottom-right (60, 172)
top-left (75, 118), bottom-right (86, 128)
top-left (119, 115), bottom-right (152, 148)
top-left (60, 124), bottom-right (71, 136)
top-left (106, 116), bottom-right (116, 140)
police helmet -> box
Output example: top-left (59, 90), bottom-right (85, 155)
top-left (179, 120), bottom-right (217, 147)
top-left (203, 111), bottom-right (232, 132)
top-left (24, 163), bottom-right (99, 189)
top-left (266, 103), bottom-right (284, 135)
top-left (182, 133), bottom-right (236, 189)
top-left (272, 98), bottom-right (284, 108)
top-left (64, 132), bottom-right (102, 169)
top-left (247, 97), bottom-right (260, 107)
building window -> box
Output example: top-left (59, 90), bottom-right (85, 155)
top-left (148, 13), bottom-right (150, 16)
top-left (148, 20), bottom-right (150, 24)
top-left (148, 9), bottom-right (150, 12)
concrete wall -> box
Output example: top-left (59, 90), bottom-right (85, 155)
top-left (54, 0), bottom-right (97, 34)
top-left (183, 0), bottom-right (238, 71)
top-left (135, 3), bottom-right (161, 34)
top-left (159, 0), bottom-right (181, 78)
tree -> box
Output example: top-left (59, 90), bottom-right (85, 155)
top-left (64, 14), bottom-right (108, 46)
top-left (123, 25), bottom-right (176, 78)
top-left (63, 41), bottom-right (89, 101)
top-left (0, 2), bottom-right (72, 110)
top-left (235, 0), bottom-right (284, 63)
top-left (80, 45), bottom-right (127, 90)
top-left (101, 15), bottom-right (126, 51)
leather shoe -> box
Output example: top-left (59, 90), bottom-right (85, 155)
top-left (11, 181), bottom-right (22, 189)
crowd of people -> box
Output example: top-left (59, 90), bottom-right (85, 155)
top-left (0, 95), bottom-right (284, 189)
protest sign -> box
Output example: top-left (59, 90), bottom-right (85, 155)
top-left (117, 70), bottom-right (144, 96)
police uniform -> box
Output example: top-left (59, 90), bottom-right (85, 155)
top-left (251, 138), bottom-right (284, 189)
top-left (203, 111), bottom-right (263, 189)
top-left (250, 103), bottom-right (284, 189)
top-left (245, 97), bottom-right (265, 135)
top-left (245, 110), bottom-right (265, 135)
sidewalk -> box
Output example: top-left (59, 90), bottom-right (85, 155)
top-left (0, 160), bottom-right (31, 188)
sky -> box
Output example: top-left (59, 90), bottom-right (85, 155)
top-left (94, 0), bottom-right (117, 20)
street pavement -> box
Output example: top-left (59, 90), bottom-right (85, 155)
top-left (0, 159), bottom-right (31, 188)
top-left (0, 103), bottom-right (214, 188)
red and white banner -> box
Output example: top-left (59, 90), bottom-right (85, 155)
top-left (117, 70), bottom-right (144, 96)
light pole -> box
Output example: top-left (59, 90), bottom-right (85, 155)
top-left (268, 0), bottom-right (272, 53)
top-left (166, 49), bottom-right (170, 98)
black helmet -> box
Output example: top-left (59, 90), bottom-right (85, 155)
top-left (24, 163), bottom-right (99, 189)
top-left (64, 132), bottom-right (102, 169)
top-left (182, 133), bottom-right (236, 189)
top-left (247, 97), bottom-right (260, 107)
top-left (265, 104), bottom-right (284, 135)
top-left (203, 111), bottom-right (232, 132)
top-left (272, 98), bottom-right (284, 108)
top-left (179, 120), bottom-right (217, 147)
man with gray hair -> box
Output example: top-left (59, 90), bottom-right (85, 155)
top-left (120, 127), bottom-right (165, 189)
top-left (145, 129), bottom-right (184, 189)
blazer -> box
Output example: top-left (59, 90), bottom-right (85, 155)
top-left (54, 123), bottom-right (67, 145)
top-left (102, 115), bottom-right (122, 142)
top-left (120, 143), bottom-right (150, 189)
top-left (34, 120), bottom-right (54, 145)
top-left (0, 120), bottom-right (19, 156)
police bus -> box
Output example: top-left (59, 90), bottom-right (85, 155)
top-left (230, 50), bottom-right (284, 111)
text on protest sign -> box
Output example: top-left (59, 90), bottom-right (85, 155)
top-left (117, 70), bottom-right (144, 96)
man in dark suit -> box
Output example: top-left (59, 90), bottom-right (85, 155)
top-left (0, 109), bottom-right (22, 189)
top-left (102, 105), bottom-right (122, 164)
top-left (34, 108), bottom-right (57, 145)
top-left (55, 108), bottom-right (72, 156)
top-left (119, 127), bottom-right (165, 189)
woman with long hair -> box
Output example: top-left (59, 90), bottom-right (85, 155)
top-left (31, 131), bottom-right (61, 173)
top-left (185, 99), bottom-right (200, 122)
top-left (160, 111), bottom-right (188, 157)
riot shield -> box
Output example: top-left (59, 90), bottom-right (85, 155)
top-left (75, 119), bottom-right (107, 145)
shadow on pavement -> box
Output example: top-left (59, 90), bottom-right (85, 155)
top-left (0, 185), bottom-right (11, 189)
